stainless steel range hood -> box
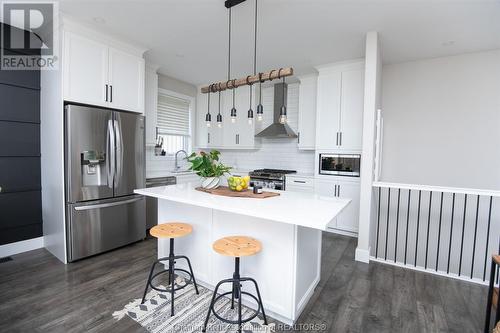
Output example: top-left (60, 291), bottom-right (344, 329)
top-left (255, 83), bottom-right (298, 138)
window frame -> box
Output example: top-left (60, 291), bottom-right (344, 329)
top-left (153, 88), bottom-right (195, 159)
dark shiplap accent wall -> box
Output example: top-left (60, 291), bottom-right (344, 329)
top-left (0, 24), bottom-right (42, 245)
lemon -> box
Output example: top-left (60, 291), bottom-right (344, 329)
top-left (236, 185), bottom-right (242, 191)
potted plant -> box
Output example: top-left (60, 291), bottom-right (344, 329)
top-left (186, 150), bottom-right (232, 189)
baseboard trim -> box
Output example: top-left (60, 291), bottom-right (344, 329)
top-left (0, 237), bottom-right (44, 258)
top-left (355, 247), bottom-right (371, 263)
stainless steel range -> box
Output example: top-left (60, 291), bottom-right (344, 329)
top-left (249, 169), bottom-right (297, 191)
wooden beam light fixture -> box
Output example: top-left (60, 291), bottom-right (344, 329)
top-left (201, 67), bottom-right (294, 94)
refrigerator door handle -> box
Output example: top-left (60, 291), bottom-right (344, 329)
top-left (114, 116), bottom-right (124, 188)
top-left (106, 119), bottom-right (115, 188)
top-left (74, 197), bottom-right (143, 211)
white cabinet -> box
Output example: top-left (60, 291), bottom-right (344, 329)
top-left (63, 32), bottom-right (108, 107)
top-left (108, 47), bottom-right (145, 113)
top-left (314, 177), bottom-right (360, 234)
top-left (63, 31), bottom-right (145, 113)
top-left (145, 66), bottom-right (159, 146)
top-left (315, 61), bottom-right (364, 151)
top-left (297, 75), bottom-right (317, 150)
top-left (286, 175), bottom-right (314, 193)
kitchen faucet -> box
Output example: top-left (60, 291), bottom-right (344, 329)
top-left (174, 150), bottom-right (188, 171)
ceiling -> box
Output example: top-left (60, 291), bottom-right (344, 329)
top-left (59, 0), bottom-right (500, 86)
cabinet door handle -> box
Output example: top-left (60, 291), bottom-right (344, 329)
top-left (110, 85), bottom-right (113, 103)
top-left (297, 132), bottom-right (300, 144)
top-left (338, 184), bottom-right (341, 197)
top-left (340, 132), bottom-right (342, 146)
top-left (208, 133), bottom-right (210, 144)
top-left (334, 184), bottom-right (337, 197)
top-left (293, 180), bottom-right (306, 184)
top-left (105, 84), bottom-right (108, 102)
top-left (336, 132), bottom-right (339, 146)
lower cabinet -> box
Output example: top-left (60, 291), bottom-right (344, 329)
top-left (314, 177), bottom-right (360, 235)
top-left (285, 176), bottom-right (314, 193)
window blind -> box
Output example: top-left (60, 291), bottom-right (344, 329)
top-left (157, 93), bottom-right (190, 136)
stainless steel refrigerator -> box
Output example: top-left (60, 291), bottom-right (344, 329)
top-left (65, 104), bottom-right (145, 262)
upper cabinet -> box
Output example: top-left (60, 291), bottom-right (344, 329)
top-left (63, 31), bottom-right (145, 113)
top-left (297, 74), bottom-right (317, 150)
top-left (144, 65), bottom-right (159, 146)
top-left (315, 60), bottom-right (364, 151)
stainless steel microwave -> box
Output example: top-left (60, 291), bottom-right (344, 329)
top-left (319, 154), bottom-right (361, 177)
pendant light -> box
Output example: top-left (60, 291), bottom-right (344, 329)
top-left (247, 0), bottom-right (258, 126)
top-left (227, 8), bottom-right (237, 124)
top-left (279, 75), bottom-right (287, 124)
top-left (230, 79), bottom-right (237, 123)
top-left (217, 83), bottom-right (223, 128)
top-left (205, 84), bottom-right (212, 127)
top-left (247, 76), bottom-right (254, 125)
top-left (256, 73), bottom-right (263, 121)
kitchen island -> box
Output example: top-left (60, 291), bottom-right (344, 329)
top-left (134, 183), bottom-right (350, 324)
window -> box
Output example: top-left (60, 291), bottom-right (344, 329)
top-left (156, 90), bottom-right (192, 155)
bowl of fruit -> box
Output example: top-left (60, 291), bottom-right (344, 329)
top-left (227, 175), bottom-right (250, 192)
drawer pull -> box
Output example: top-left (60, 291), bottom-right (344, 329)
top-left (293, 180), bottom-right (306, 184)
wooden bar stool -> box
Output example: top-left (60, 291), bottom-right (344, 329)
top-left (141, 222), bottom-right (199, 316)
top-left (202, 236), bottom-right (268, 333)
top-left (485, 254), bottom-right (500, 333)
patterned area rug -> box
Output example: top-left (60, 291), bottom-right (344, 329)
top-left (113, 277), bottom-right (274, 333)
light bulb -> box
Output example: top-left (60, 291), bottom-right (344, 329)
top-left (231, 117), bottom-right (236, 123)
top-left (206, 121), bottom-right (211, 127)
top-left (257, 114), bottom-right (263, 122)
top-left (217, 122), bottom-right (222, 128)
top-left (248, 118), bottom-right (253, 125)
top-left (279, 115), bottom-right (287, 124)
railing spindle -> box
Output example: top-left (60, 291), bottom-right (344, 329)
top-left (394, 189), bottom-right (401, 263)
top-left (414, 190), bottom-right (422, 267)
top-left (436, 192), bottom-right (444, 272)
top-left (375, 187), bottom-right (381, 258)
top-left (471, 195), bottom-right (480, 279)
top-left (483, 196), bottom-right (493, 281)
top-left (447, 193), bottom-right (456, 274)
top-left (404, 189), bottom-right (411, 265)
top-left (384, 188), bottom-right (391, 260)
top-left (459, 194), bottom-right (468, 276)
top-left (425, 192), bottom-right (433, 269)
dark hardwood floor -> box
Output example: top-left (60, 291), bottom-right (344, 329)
top-left (0, 233), bottom-right (488, 332)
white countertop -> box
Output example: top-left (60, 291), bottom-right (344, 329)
top-left (135, 183), bottom-right (350, 230)
top-left (286, 172), bottom-right (315, 179)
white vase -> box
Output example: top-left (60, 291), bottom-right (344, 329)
top-left (201, 177), bottom-right (220, 190)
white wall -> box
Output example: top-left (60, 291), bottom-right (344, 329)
top-left (381, 49), bottom-right (500, 190)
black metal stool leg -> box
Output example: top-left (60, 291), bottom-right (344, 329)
top-left (141, 261), bottom-right (157, 304)
top-left (237, 282), bottom-right (242, 333)
top-left (247, 277), bottom-right (268, 325)
top-left (183, 255), bottom-right (199, 294)
top-left (169, 238), bottom-right (175, 317)
top-left (202, 280), bottom-right (225, 332)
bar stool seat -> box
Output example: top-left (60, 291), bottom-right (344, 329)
top-left (150, 222), bottom-right (192, 239)
top-left (213, 236), bottom-right (262, 257)
top-left (141, 222), bottom-right (199, 317)
top-left (203, 236), bottom-right (267, 333)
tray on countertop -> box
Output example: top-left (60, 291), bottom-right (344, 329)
top-left (195, 186), bottom-right (280, 199)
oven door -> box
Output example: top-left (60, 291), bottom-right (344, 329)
top-left (319, 154), bottom-right (361, 177)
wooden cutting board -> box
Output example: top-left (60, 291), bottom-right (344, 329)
top-left (195, 186), bottom-right (280, 199)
